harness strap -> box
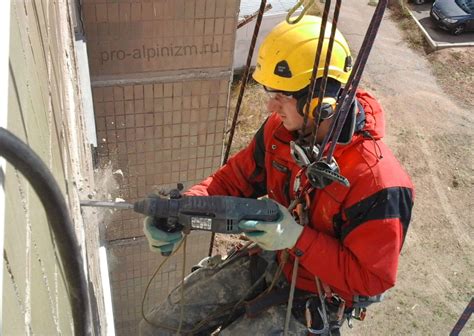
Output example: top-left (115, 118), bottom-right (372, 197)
top-left (244, 286), bottom-right (312, 318)
top-left (249, 248), bottom-right (269, 296)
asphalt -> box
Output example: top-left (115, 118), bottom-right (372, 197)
top-left (407, 3), bottom-right (474, 49)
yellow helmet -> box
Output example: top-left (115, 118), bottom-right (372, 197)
top-left (252, 16), bottom-right (352, 93)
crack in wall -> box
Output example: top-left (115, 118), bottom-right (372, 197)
top-left (14, 169), bottom-right (62, 334)
top-left (3, 251), bottom-right (32, 335)
top-left (46, 2), bottom-right (53, 171)
top-left (14, 170), bottom-right (32, 336)
top-left (32, 240), bottom-right (62, 334)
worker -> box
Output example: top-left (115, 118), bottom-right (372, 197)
top-left (140, 16), bottom-right (414, 336)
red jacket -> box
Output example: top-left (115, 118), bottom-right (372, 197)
top-left (187, 90), bottom-right (414, 306)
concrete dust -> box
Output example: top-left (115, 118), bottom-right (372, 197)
top-left (80, 163), bottom-right (121, 240)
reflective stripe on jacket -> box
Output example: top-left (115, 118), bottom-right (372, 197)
top-left (186, 89), bottom-right (414, 307)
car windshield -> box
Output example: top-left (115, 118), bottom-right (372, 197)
top-left (455, 0), bottom-right (474, 14)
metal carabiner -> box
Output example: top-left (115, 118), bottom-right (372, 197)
top-left (286, 0), bottom-right (315, 24)
top-left (305, 299), bottom-right (330, 335)
top-left (290, 141), bottom-right (311, 167)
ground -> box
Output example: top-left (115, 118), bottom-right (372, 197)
top-left (214, 2), bottom-right (473, 335)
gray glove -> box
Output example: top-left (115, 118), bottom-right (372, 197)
top-left (143, 217), bottom-right (183, 254)
top-left (238, 202), bottom-right (303, 251)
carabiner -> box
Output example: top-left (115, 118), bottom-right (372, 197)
top-left (305, 299), bottom-right (330, 335)
top-left (290, 141), bottom-right (311, 167)
top-left (286, 0), bottom-right (315, 24)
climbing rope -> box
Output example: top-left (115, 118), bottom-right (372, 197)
top-left (318, 0), bottom-right (388, 163)
top-left (286, 1), bottom-right (389, 334)
top-left (209, 0), bottom-right (268, 257)
top-left (142, 239), bottom-right (271, 334)
top-left (308, 0), bottom-right (342, 158)
top-left (142, 237), bottom-right (248, 334)
top-left (141, 1), bottom-right (390, 333)
top-left (283, 256), bottom-right (300, 336)
top-left (299, 0), bottom-right (334, 145)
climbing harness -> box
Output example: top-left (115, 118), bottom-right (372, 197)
top-left (142, 0), bottom-right (391, 333)
top-left (282, 0), bottom-right (390, 334)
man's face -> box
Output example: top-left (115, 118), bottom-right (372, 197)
top-left (266, 92), bottom-right (332, 143)
top-left (266, 93), bottom-right (304, 131)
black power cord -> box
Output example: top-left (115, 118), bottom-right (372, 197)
top-left (0, 127), bottom-right (91, 335)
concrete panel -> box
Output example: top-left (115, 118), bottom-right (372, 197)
top-left (28, 193), bottom-right (62, 327)
top-left (4, 0), bottom-right (105, 334)
top-left (30, 247), bottom-right (61, 335)
top-left (3, 162), bottom-right (29, 303)
top-left (2, 266), bottom-right (27, 335)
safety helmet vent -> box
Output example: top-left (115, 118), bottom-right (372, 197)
top-left (274, 60), bottom-right (293, 78)
top-left (344, 56), bottom-right (353, 73)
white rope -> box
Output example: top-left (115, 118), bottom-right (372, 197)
top-left (283, 256), bottom-right (299, 335)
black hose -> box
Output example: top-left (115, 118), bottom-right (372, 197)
top-left (0, 127), bottom-right (91, 335)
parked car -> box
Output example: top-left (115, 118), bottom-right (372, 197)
top-left (430, 0), bottom-right (474, 35)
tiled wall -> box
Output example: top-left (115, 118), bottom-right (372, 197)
top-left (83, 1), bottom-right (240, 334)
top-left (92, 79), bottom-right (229, 241)
top-left (107, 232), bottom-right (210, 335)
top-left (82, 0), bottom-right (238, 77)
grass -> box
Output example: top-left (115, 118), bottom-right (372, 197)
top-left (388, 0), bottom-right (431, 51)
top-left (226, 78), bottom-right (269, 156)
top-left (428, 50), bottom-right (474, 108)
top-left (388, 1), bottom-right (474, 108)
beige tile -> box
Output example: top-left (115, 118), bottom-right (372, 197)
top-left (114, 101), bottom-right (125, 115)
top-left (96, 4), bottom-right (108, 23)
top-left (131, 3), bottom-right (141, 21)
top-left (195, 0), bottom-right (206, 18)
top-left (119, 3), bottom-right (131, 23)
top-left (108, 3), bottom-right (119, 23)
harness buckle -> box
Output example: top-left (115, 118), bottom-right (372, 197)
top-left (352, 307), bottom-right (367, 321)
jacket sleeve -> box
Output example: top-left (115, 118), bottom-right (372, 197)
top-left (185, 120), bottom-right (268, 198)
top-left (292, 184), bottom-right (414, 297)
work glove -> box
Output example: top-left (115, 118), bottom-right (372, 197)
top-left (238, 202), bottom-right (303, 251)
top-left (143, 217), bottom-right (184, 254)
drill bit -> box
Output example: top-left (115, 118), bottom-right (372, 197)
top-left (80, 200), bottom-right (134, 210)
